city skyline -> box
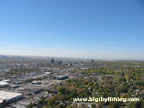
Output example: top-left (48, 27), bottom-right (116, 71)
top-left (0, 0), bottom-right (144, 60)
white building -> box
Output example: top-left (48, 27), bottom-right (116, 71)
top-left (0, 81), bottom-right (9, 88)
top-left (0, 91), bottom-right (23, 105)
top-left (1, 79), bottom-right (11, 83)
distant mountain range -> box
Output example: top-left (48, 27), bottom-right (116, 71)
top-left (0, 55), bottom-right (49, 61)
top-left (0, 55), bottom-right (88, 62)
top-left (0, 55), bottom-right (143, 62)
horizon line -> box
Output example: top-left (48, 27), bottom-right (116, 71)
top-left (0, 54), bottom-right (144, 61)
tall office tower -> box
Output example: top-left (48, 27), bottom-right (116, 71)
top-left (91, 59), bottom-right (95, 64)
top-left (51, 59), bottom-right (55, 65)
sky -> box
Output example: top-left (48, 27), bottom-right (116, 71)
top-left (0, 0), bottom-right (144, 60)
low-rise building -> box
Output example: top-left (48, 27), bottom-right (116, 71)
top-left (0, 91), bottom-right (23, 107)
top-left (56, 75), bottom-right (68, 80)
top-left (0, 81), bottom-right (9, 88)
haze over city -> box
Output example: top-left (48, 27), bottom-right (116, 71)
top-left (0, 1), bottom-right (144, 108)
top-left (0, 0), bottom-right (144, 60)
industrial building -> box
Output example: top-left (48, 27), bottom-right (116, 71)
top-left (32, 81), bottom-right (42, 85)
top-left (0, 91), bottom-right (23, 106)
top-left (1, 79), bottom-right (11, 83)
top-left (44, 72), bottom-right (52, 75)
top-left (56, 75), bottom-right (68, 80)
top-left (0, 81), bottom-right (9, 88)
top-left (17, 86), bottom-right (44, 97)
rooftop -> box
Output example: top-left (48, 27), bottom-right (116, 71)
top-left (0, 81), bottom-right (9, 86)
top-left (0, 91), bottom-right (23, 104)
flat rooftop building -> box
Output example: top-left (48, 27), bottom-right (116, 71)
top-left (0, 81), bottom-right (9, 88)
top-left (56, 75), bottom-right (68, 80)
top-left (0, 91), bottom-right (23, 105)
top-left (1, 79), bottom-right (11, 83)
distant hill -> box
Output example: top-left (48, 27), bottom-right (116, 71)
top-left (0, 55), bottom-right (50, 62)
top-left (0, 55), bottom-right (87, 63)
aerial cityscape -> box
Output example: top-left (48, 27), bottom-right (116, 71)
top-left (0, 56), bottom-right (143, 108)
top-left (0, 0), bottom-right (144, 108)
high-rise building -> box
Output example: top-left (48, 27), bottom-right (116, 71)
top-left (58, 61), bottom-right (63, 65)
top-left (91, 59), bottom-right (94, 64)
top-left (51, 59), bottom-right (55, 65)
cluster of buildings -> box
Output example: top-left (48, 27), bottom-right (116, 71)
top-left (0, 58), bottom-right (98, 107)
top-left (0, 63), bottom-right (71, 107)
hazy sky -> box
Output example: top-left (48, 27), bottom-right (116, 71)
top-left (0, 0), bottom-right (144, 60)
